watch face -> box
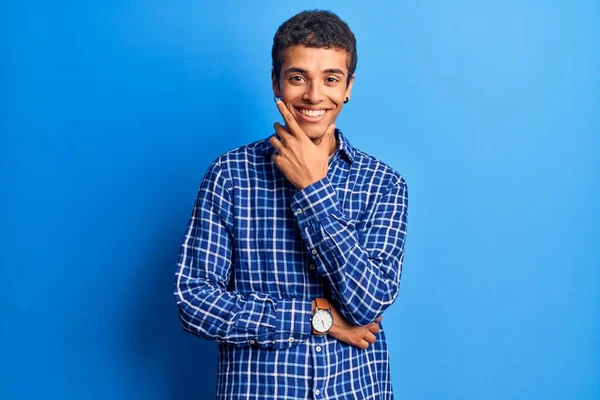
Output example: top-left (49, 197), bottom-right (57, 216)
top-left (312, 309), bottom-right (333, 333)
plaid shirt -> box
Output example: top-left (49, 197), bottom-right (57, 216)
top-left (174, 129), bottom-right (408, 399)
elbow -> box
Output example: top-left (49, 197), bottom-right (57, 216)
top-left (176, 305), bottom-right (204, 338)
top-left (173, 279), bottom-right (211, 340)
top-left (173, 278), bottom-right (234, 342)
top-left (176, 306), bottom-right (194, 334)
top-left (339, 283), bottom-right (400, 326)
top-left (175, 297), bottom-right (202, 337)
top-left (176, 299), bottom-right (217, 341)
top-left (343, 307), bottom-right (384, 327)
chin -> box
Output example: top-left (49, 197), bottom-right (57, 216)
top-left (298, 123), bottom-right (328, 140)
top-left (304, 130), bottom-right (325, 139)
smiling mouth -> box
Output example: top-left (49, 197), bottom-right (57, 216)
top-left (295, 107), bottom-right (329, 122)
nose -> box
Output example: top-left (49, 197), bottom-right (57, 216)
top-left (302, 81), bottom-right (323, 104)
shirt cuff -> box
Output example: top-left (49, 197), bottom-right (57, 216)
top-left (291, 177), bottom-right (343, 227)
top-left (272, 298), bottom-right (312, 349)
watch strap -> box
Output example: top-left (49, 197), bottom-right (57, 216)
top-left (314, 297), bottom-right (330, 311)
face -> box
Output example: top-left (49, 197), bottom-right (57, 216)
top-left (272, 45), bottom-right (354, 141)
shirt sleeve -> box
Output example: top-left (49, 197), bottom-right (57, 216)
top-left (174, 160), bottom-right (312, 349)
top-left (291, 176), bottom-right (408, 326)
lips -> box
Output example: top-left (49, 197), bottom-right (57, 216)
top-left (294, 107), bottom-right (330, 123)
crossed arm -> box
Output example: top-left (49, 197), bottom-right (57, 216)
top-left (174, 158), bottom-right (408, 350)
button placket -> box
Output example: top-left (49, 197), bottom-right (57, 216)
top-left (312, 337), bottom-right (326, 398)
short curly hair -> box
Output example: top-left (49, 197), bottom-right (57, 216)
top-left (272, 10), bottom-right (357, 86)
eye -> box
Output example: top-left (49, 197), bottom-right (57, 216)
top-left (289, 75), bottom-right (306, 83)
top-left (325, 76), bottom-right (340, 84)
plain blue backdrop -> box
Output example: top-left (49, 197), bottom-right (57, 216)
top-left (1, 1), bottom-right (598, 399)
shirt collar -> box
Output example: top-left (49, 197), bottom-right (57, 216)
top-left (261, 128), bottom-right (356, 164)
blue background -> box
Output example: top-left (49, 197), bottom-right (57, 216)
top-left (1, 1), bottom-right (598, 399)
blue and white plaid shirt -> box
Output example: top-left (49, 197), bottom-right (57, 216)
top-left (174, 129), bottom-right (408, 399)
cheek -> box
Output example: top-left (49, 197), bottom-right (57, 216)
top-left (329, 95), bottom-right (346, 113)
top-left (329, 90), bottom-right (347, 107)
top-left (279, 83), bottom-right (302, 100)
top-left (328, 106), bottom-right (343, 122)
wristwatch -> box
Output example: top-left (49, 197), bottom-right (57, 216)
top-left (311, 298), bottom-right (334, 335)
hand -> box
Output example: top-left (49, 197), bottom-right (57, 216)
top-left (328, 303), bottom-right (382, 350)
top-left (269, 100), bottom-right (337, 190)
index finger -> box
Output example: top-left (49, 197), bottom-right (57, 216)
top-left (275, 100), bottom-right (303, 137)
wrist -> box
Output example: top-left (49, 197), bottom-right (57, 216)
top-left (311, 298), bottom-right (334, 335)
top-left (298, 174), bottom-right (326, 191)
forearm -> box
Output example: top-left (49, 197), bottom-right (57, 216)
top-left (175, 275), bottom-right (312, 349)
top-left (293, 177), bottom-right (408, 326)
top-left (302, 223), bottom-right (402, 326)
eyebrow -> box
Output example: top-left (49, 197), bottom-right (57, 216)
top-left (283, 67), bottom-right (346, 76)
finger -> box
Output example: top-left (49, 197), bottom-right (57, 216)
top-left (368, 323), bottom-right (380, 335)
top-left (357, 339), bottom-right (369, 350)
top-left (364, 331), bottom-right (377, 344)
top-left (271, 153), bottom-right (284, 168)
top-left (273, 122), bottom-right (294, 143)
top-left (269, 135), bottom-right (284, 154)
top-left (375, 316), bottom-right (383, 323)
top-left (275, 100), bottom-right (303, 137)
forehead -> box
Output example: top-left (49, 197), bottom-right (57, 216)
top-left (280, 45), bottom-right (349, 73)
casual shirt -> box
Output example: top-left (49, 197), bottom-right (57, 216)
top-left (174, 129), bottom-right (408, 400)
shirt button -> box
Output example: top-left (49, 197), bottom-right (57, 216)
top-left (289, 337), bottom-right (295, 343)
top-left (316, 346), bottom-right (322, 352)
top-left (249, 340), bottom-right (255, 345)
top-left (311, 249), bottom-right (317, 255)
top-left (315, 389), bottom-right (321, 395)
top-left (309, 264), bottom-right (315, 269)
top-left (296, 208), bottom-right (303, 214)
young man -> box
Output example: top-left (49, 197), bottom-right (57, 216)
top-left (174, 10), bottom-right (408, 400)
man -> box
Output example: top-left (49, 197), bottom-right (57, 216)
top-left (174, 10), bottom-right (408, 400)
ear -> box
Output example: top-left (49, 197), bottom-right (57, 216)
top-left (271, 69), bottom-right (281, 98)
top-left (344, 73), bottom-right (355, 101)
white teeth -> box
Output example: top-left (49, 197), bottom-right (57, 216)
top-left (299, 109), bottom-right (326, 117)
